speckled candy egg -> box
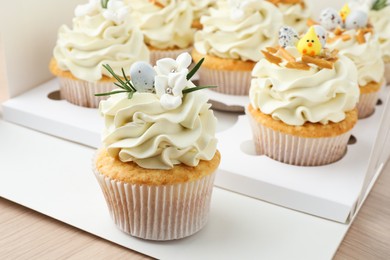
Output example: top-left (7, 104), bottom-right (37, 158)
top-left (130, 62), bottom-right (156, 93)
top-left (319, 8), bottom-right (342, 31)
top-left (313, 25), bottom-right (327, 48)
top-left (345, 10), bottom-right (368, 30)
top-left (278, 26), bottom-right (299, 48)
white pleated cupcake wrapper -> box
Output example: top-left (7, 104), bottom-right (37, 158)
top-left (357, 91), bottom-right (379, 119)
top-left (93, 166), bottom-right (216, 241)
top-left (247, 111), bottom-right (351, 166)
top-left (150, 47), bottom-right (193, 66)
top-left (385, 63), bottom-right (390, 86)
top-left (198, 67), bottom-right (252, 96)
top-left (58, 77), bottom-right (115, 108)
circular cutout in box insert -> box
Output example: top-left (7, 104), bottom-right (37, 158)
top-left (47, 90), bottom-right (63, 101)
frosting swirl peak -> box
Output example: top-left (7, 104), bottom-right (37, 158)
top-left (100, 90), bottom-right (218, 170)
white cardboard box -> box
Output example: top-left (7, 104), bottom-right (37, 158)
top-left (1, 0), bottom-right (390, 258)
top-left (1, 0), bottom-right (389, 226)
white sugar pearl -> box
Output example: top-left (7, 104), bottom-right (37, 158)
top-left (129, 62), bottom-right (156, 93)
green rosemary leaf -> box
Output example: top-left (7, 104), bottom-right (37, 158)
top-left (121, 68), bottom-right (137, 92)
top-left (101, 0), bottom-right (109, 9)
top-left (187, 58), bottom-right (204, 80)
top-left (103, 64), bottom-right (127, 88)
top-left (128, 91), bottom-right (134, 99)
top-left (94, 90), bottom-right (128, 97)
top-left (372, 0), bottom-right (388, 10)
top-left (182, 85), bottom-right (216, 94)
top-left (114, 82), bottom-right (127, 90)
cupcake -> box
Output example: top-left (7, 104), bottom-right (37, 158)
top-left (50, 0), bottom-right (149, 108)
top-left (267, 0), bottom-right (311, 34)
top-left (369, 1), bottom-right (390, 84)
top-left (93, 53), bottom-right (221, 240)
top-left (247, 26), bottom-right (360, 166)
top-left (320, 6), bottom-right (385, 118)
top-left (128, 0), bottom-right (194, 65)
top-left (188, 0), bottom-right (217, 30)
top-left (193, 0), bottom-right (283, 96)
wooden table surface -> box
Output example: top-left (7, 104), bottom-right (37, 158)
top-left (1, 162), bottom-right (389, 259)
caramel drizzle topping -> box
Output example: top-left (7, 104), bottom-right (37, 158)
top-left (327, 25), bottom-right (374, 45)
top-left (261, 46), bottom-right (338, 70)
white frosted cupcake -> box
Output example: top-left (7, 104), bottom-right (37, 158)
top-left (325, 12), bottom-right (384, 118)
top-left (94, 53), bottom-right (220, 240)
top-left (247, 26), bottom-right (360, 166)
top-left (369, 3), bottom-right (390, 84)
top-left (128, 0), bottom-right (194, 65)
top-left (50, 0), bottom-right (149, 108)
top-left (267, 0), bottom-right (311, 33)
top-left (193, 0), bottom-right (283, 96)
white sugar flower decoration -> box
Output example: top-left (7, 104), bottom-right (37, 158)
top-left (154, 53), bottom-right (192, 110)
top-left (102, 0), bottom-right (128, 24)
top-left (75, 0), bottom-right (100, 17)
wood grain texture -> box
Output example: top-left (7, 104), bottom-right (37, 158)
top-left (0, 199), bottom-right (152, 259)
top-left (335, 160), bottom-right (390, 259)
top-left (1, 162), bottom-right (389, 259)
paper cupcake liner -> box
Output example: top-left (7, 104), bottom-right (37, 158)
top-left (357, 91), bottom-right (378, 119)
top-left (198, 67), bottom-right (252, 96)
top-left (93, 163), bottom-right (216, 241)
top-left (385, 63), bottom-right (390, 86)
top-left (58, 77), bottom-right (115, 108)
top-left (150, 47), bottom-right (193, 66)
top-left (247, 110), bottom-right (351, 166)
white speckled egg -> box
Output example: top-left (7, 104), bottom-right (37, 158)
top-left (319, 8), bottom-right (342, 31)
top-left (313, 25), bottom-right (327, 48)
top-left (278, 26), bottom-right (299, 48)
top-left (345, 10), bottom-right (368, 30)
top-left (130, 62), bottom-right (156, 93)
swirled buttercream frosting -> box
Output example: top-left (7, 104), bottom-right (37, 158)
top-left (250, 47), bottom-right (359, 126)
top-left (194, 0), bottom-right (283, 61)
top-left (369, 6), bottom-right (390, 63)
top-left (99, 90), bottom-right (218, 170)
top-left (53, 4), bottom-right (149, 82)
top-left (129, 0), bottom-right (194, 49)
top-left (326, 30), bottom-right (384, 86)
top-left (276, 2), bottom-right (311, 33)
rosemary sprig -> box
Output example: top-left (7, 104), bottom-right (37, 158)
top-left (183, 85), bottom-right (217, 94)
top-left (187, 58), bottom-right (204, 80)
top-left (95, 57), bottom-right (216, 99)
top-left (101, 0), bottom-right (109, 9)
top-left (372, 0), bottom-right (388, 10)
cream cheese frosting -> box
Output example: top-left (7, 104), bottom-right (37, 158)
top-left (276, 3), bottom-right (311, 34)
top-left (189, 0), bottom-right (217, 21)
top-left (194, 0), bottom-right (283, 61)
top-left (99, 90), bottom-right (218, 170)
top-left (250, 47), bottom-right (360, 126)
top-left (326, 30), bottom-right (384, 86)
top-left (53, 3), bottom-right (149, 82)
top-left (369, 6), bottom-right (390, 63)
top-left (129, 0), bottom-right (194, 49)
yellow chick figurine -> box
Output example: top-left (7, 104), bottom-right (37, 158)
top-left (297, 26), bottom-right (322, 56)
top-left (340, 4), bottom-right (351, 22)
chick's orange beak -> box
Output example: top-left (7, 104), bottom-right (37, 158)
top-left (308, 42), bottom-right (313, 47)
